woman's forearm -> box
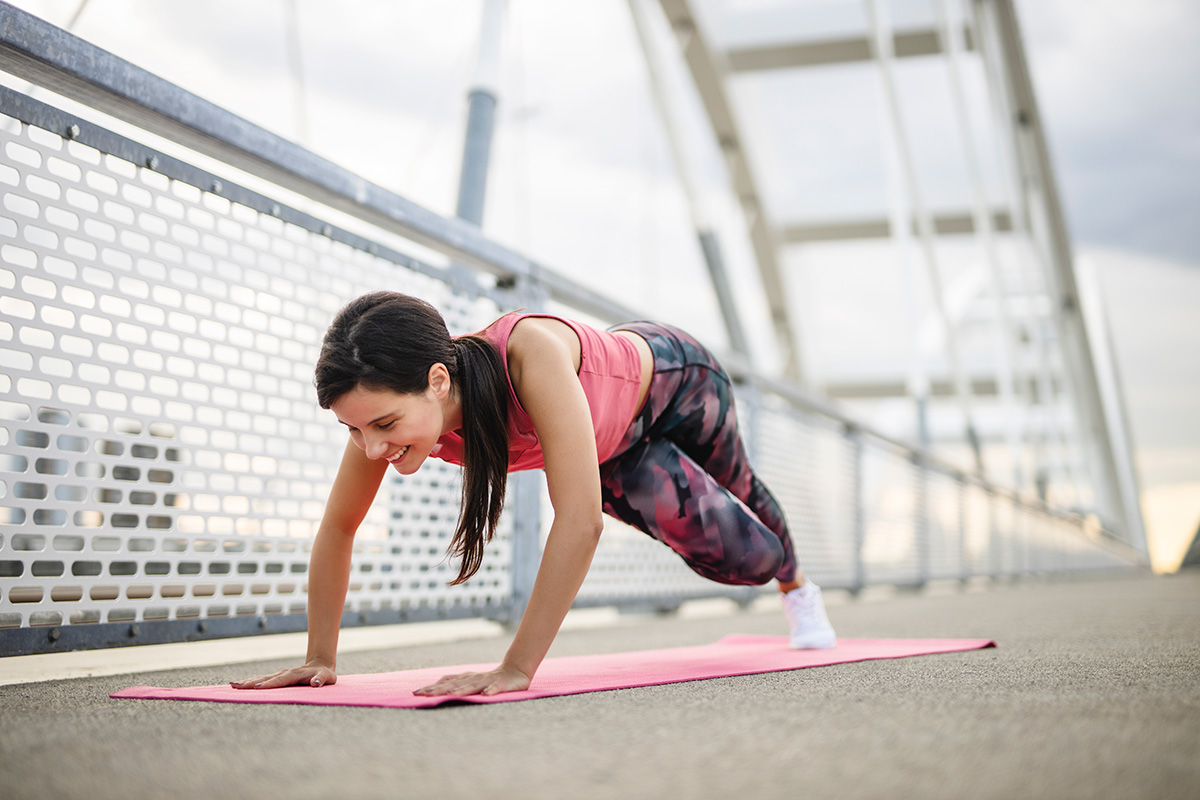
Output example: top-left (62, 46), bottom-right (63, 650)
top-left (304, 524), bottom-right (356, 668)
top-left (501, 518), bottom-right (603, 679)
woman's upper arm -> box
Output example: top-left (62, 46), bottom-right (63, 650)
top-left (508, 322), bottom-right (604, 532)
top-left (320, 437), bottom-right (389, 535)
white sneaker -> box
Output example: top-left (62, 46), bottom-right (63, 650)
top-left (781, 583), bottom-right (837, 650)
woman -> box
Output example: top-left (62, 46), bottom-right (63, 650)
top-left (233, 291), bottom-right (835, 697)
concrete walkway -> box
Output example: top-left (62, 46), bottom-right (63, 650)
top-left (1, 571), bottom-right (1197, 800)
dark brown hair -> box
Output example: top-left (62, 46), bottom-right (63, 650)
top-left (315, 291), bottom-right (508, 584)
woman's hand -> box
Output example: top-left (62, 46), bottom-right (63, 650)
top-left (413, 663), bottom-right (531, 697)
top-left (230, 662), bottom-right (337, 690)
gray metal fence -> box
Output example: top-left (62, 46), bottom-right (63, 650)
top-left (0, 5), bottom-right (1139, 656)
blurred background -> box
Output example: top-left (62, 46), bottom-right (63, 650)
top-left (3, 0), bottom-right (1196, 572)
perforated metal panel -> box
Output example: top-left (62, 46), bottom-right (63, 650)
top-left (579, 523), bottom-right (733, 607)
top-left (860, 444), bottom-right (922, 586)
top-left (753, 393), bottom-right (1132, 591)
top-left (754, 399), bottom-right (858, 588)
top-left (0, 110), bottom-right (510, 635)
top-left (924, 471), bottom-right (964, 581)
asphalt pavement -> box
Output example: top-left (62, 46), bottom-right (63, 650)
top-left (1, 570), bottom-right (1197, 800)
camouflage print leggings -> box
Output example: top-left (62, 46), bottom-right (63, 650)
top-left (600, 322), bottom-right (798, 586)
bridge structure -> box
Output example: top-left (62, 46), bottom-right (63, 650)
top-left (0, 0), bottom-right (1146, 659)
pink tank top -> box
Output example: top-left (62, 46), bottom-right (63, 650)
top-left (432, 313), bottom-right (644, 471)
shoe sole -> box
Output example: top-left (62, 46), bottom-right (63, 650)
top-left (790, 635), bottom-right (837, 650)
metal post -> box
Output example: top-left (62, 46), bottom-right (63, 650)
top-left (1017, 503), bottom-right (1027, 576)
top-left (506, 469), bottom-right (543, 625)
top-left (1012, 495), bottom-right (1023, 579)
top-left (914, 453), bottom-right (930, 587)
top-left (501, 271), bottom-right (545, 623)
top-left (448, 0), bottom-right (541, 626)
top-left (958, 477), bottom-right (970, 583)
top-left (455, 0), bottom-right (507, 227)
top-left (696, 230), bottom-right (751, 357)
top-left (849, 427), bottom-right (867, 593)
top-left (987, 490), bottom-right (1000, 581)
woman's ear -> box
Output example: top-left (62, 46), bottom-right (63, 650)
top-left (428, 362), bottom-right (451, 399)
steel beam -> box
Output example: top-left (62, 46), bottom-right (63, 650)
top-left (781, 210), bottom-right (1013, 243)
top-left (656, 0), bottom-right (803, 379)
top-left (627, 0), bottom-right (750, 357)
top-left (825, 377), bottom-right (1002, 400)
top-left (727, 26), bottom-right (975, 72)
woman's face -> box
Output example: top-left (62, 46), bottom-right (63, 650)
top-left (330, 366), bottom-right (458, 475)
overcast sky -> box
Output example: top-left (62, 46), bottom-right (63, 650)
top-left (1015, 0), bottom-right (1200, 265)
top-left (3, 0), bottom-right (1197, 563)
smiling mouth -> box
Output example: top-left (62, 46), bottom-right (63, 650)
top-left (386, 446), bottom-right (409, 463)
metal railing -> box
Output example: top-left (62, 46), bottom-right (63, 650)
top-left (0, 4), bottom-right (1140, 656)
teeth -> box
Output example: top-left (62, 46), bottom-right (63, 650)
top-left (387, 446), bottom-right (408, 462)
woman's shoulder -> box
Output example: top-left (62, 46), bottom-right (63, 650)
top-left (507, 315), bottom-right (577, 351)
top-left (478, 310), bottom-right (525, 339)
top-left (504, 315), bottom-right (582, 380)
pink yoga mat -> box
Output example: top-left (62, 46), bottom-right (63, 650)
top-left (112, 635), bottom-right (994, 708)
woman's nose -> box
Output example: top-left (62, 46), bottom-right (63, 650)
top-left (364, 432), bottom-right (388, 460)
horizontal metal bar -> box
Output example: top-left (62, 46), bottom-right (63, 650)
top-left (571, 586), bottom-right (759, 612)
top-left (824, 378), bottom-right (1002, 399)
top-left (727, 26), bottom-right (975, 72)
top-left (0, 603), bottom-right (506, 658)
top-left (781, 210), bottom-right (1014, 244)
top-left (824, 374), bottom-right (1064, 401)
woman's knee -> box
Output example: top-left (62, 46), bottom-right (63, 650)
top-left (684, 538), bottom-right (785, 586)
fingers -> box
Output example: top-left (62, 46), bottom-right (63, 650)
top-left (412, 667), bottom-right (528, 698)
top-left (229, 666), bottom-right (335, 690)
top-left (230, 669), bottom-right (287, 689)
top-left (413, 671), bottom-right (487, 697)
top-left (254, 673), bottom-right (300, 689)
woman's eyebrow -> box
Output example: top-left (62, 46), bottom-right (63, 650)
top-left (335, 413), bottom-right (393, 428)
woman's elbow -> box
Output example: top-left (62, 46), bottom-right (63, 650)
top-left (560, 510), bottom-right (604, 544)
top-left (584, 514), bottom-right (605, 542)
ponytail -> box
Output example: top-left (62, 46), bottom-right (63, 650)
top-left (315, 292), bottom-right (510, 584)
top-left (447, 335), bottom-right (508, 584)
